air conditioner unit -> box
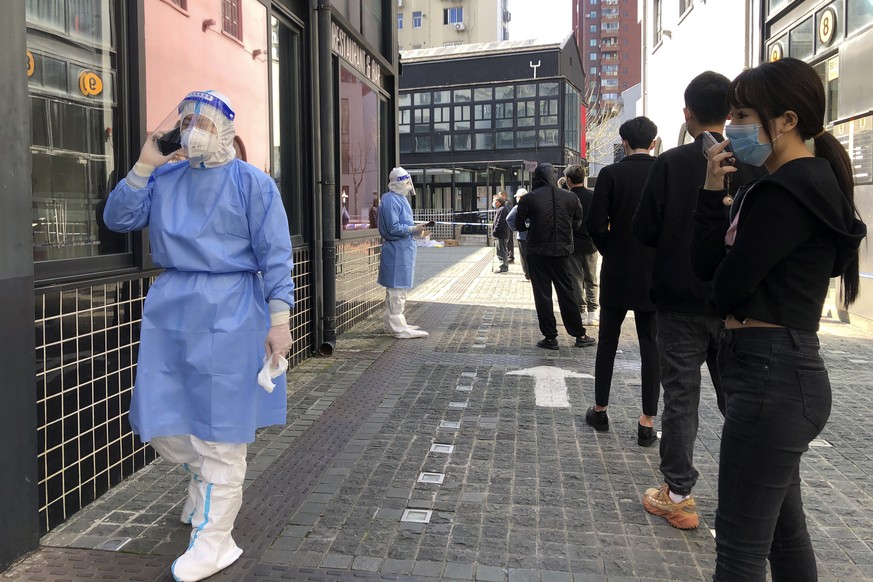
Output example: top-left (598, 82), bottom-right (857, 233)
top-left (454, 22), bottom-right (466, 31)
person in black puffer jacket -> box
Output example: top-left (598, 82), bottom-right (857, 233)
top-left (516, 163), bottom-right (595, 349)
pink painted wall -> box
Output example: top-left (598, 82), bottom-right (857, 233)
top-left (144, 0), bottom-right (271, 171)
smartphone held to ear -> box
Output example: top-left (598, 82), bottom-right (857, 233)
top-left (157, 127), bottom-right (183, 156)
top-left (701, 131), bottom-right (735, 166)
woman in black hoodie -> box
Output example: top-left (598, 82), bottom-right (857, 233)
top-left (692, 58), bottom-right (866, 581)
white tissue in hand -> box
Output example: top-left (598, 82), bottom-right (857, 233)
top-left (257, 354), bottom-right (288, 393)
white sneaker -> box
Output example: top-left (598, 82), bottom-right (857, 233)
top-left (589, 310), bottom-right (599, 324)
top-left (580, 311), bottom-right (590, 325)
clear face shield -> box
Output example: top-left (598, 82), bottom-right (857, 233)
top-left (153, 91), bottom-right (236, 160)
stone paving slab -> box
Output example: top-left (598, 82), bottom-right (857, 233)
top-left (4, 246), bottom-right (873, 581)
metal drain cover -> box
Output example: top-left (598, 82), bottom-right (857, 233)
top-left (430, 443), bottom-right (454, 454)
top-left (418, 472), bottom-right (445, 484)
top-left (401, 509), bottom-right (433, 523)
top-left (439, 420), bottom-right (460, 429)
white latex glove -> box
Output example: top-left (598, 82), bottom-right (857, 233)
top-left (137, 133), bottom-right (176, 169)
top-left (265, 324), bottom-right (292, 366)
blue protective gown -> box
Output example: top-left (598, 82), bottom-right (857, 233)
top-left (103, 160), bottom-right (294, 443)
top-left (377, 191), bottom-right (417, 289)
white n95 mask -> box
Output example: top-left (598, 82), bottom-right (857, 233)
top-left (181, 127), bottom-right (218, 163)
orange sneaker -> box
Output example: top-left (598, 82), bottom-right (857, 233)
top-left (642, 484), bottom-right (699, 530)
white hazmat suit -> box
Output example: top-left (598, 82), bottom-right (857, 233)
top-left (103, 90), bottom-right (294, 582)
top-left (377, 168), bottom-right (429, 339)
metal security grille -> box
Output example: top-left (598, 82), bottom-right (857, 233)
top-left (336, 237), bottom-right (383, 334)
top-left (35, 278), bottom-right (155, 534)
top-left (35, 247), bottom-right (314, 534)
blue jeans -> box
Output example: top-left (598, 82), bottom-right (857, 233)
top-left (657, 310), bottom-right (724, 496)
top-left (713, 327), bottom-right (829, 582)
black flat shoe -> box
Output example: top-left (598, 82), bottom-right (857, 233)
top-left (536, 338), bottom-right (559, 350)
top-left (638, 423), bottom-right (658, 447)
top-left (585, 406), bottom-right (609, 431)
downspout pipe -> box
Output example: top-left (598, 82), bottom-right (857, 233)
top-left (316, 0), bottom-right (336, 356)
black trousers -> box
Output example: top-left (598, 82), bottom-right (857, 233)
top-left (713, 327), bottom-right (827, 582)
top-left (594, 307), bottom-right (660, 416)
top-left (527, 254), bottom-right (586, 339)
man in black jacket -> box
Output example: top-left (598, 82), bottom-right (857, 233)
top-left (492, 194), bottom-right (510, 273)
top-left (632, 71), bottom-right (764, 530)
top-left (516, 163), bottom-right (595, 349)
top-left (586, 117), bottom-right (660, 447)
top-left (565, 164), bottom-right (599, 324)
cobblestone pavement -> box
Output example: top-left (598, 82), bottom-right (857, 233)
top-left (5, 246), bottom-right (873, 581)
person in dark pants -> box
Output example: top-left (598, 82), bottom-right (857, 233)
top-left (506, 188), bottom-right (530, 279)
top-left (499, 191), bottom-right (515, 262)
top-left (564, 164), bottom-right (599, 325)
top-left (692, 58), bottom-right (865, 581)
top-left (633, 71), bottom-right (766, 530)
top-left (515, 163), bottom-right (595, 349)
top-left (586, 117), bottom-right (660, 447)
top-left (492, 194), bottom-right (509, 273)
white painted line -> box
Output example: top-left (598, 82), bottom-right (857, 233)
top-left (430, 444), bottom-right (454, 454)
top-left (506, 366), bottom-right (594, 408)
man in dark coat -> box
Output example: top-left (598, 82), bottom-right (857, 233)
top-left (632, 71), bottom-right (765, 530)
top-left (565, 164), bottom-right (599, 324)
top-left (516, 163), bottom-right (595, 349)
top-left (586, 117), bottom-right (660, 447)
top-left (491, 194), bottom-right (510, 273)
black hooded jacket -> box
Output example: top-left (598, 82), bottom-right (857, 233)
top-left (516, 164), bottom-right (584, 257)
top-left (690, 157), bottom-right (866, 331)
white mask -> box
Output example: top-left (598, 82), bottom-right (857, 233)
top-left (181, 127), bottom-right (218, 163)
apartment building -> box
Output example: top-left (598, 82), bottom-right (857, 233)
top-left (396, 0), bottom-right (510, 50)
top-left (573, 0), bottom-right (640, 116)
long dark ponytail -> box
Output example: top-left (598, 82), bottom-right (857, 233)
top-left (729, 58), bottom-right (860, 306)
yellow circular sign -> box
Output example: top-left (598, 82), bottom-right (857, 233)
top-left (78, 71), bottom-right (103, 97)
top-left (769, 42), bottom-right (783, 62)
top-left (26, 50), bottom-right (34, 77)
top-left (819, 7), bottom-right (836, 46)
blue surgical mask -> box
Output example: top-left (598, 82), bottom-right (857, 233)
top-left (724, 124), bottom-right (772, 166)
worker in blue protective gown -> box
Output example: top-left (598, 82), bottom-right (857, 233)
top-left (103, 90), bottom-right (294, 582)
top-left (377, 167), bottom-right (429, 339)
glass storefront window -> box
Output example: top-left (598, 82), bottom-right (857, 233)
top-left (517, 130), bottom-right (536, 148)
top-left (453, 89), bottom-right (471, 102)
top-left (27, 0), bottom-right (123, 262)
top-left (339, 66), bottom-right (380, 230)
top-left (399, 93), bottom-right (411, 107)
top-left (454, 105), bottom-right (470, 130)
top-left (433, 134), bottom-right (451, 152)
top-left (270, 16), bottom-right (305, 238)
top-left (433, 90), bottom-right (451, 104)
top-left (517, 84), bottom-right (536, 98)
top-left (474, 87), bottom-right (493, 101)
top-left (789, 17), bottom-right (814, 60)
top-left (495, 131), bottom-right (514, 149)
top-left (539, 129), bottom-right (559, 146)
top-left (539, 82), bottom-right (559, 96)
top-left (455, 134), bottom-right (471, 150)
top-left (539, 98), bottom-right (559, 126)
top-left (474, 132), bottom-right (493, 150)
top-left (848, 0), bottom-right (873, 35)
top-left (474, 104), bottom-right (492, 129)
top-left (494, 85), bottom-right (514, 100)
top-left (414, 91), bottom-right (431, 105)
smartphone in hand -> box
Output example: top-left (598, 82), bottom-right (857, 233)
top-left (702, 131), bottom-right (735, 166)
top-left (701, 131), bottom-right (720, 159)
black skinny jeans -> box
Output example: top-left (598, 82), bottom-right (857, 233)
top-left (713, 327), bottom-right (830, 582)
top-left (594, 307), bottom-right (660, 416)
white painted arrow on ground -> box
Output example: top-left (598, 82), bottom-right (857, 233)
top-left (506, 366), bottom-right (593, 408)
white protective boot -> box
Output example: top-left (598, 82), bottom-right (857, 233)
top-left (384, 289), bottom-right (428, 338)
top-left (179, 466), bottom-right (203, 525)
top-left (171, 439), bottom-right (246, 582)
